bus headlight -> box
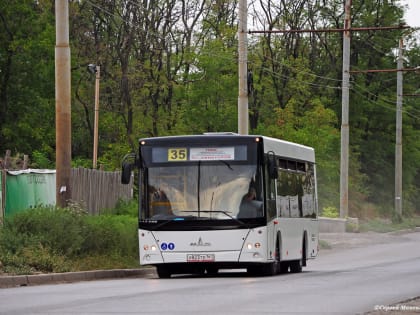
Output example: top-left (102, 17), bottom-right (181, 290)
top-left (247, 242), bottom-right (261, 250)
top-left (143, 244), bottom-right (158, 251)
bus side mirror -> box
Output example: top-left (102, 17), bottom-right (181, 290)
top-left (121, 153), bottom-right (138, 184)
top-left (121, 162), bottom-right (133, 184)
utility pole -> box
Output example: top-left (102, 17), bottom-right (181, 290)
top-left (340, 0), bottom-right (351, 218)
top-left (238, 0), bottom-right (248, 135)
top-left (55, 0), bottom-right (72, 207)
top-left (350, 48), bottom-right (420, 218)
top-left (395, 38), bottom-right (404, 217)
top-left (249, 4), bottom-right (408, 218)
top-left (93, 65), bottom-right (100, 169)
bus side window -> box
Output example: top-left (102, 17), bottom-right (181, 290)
top-left (277, 170), bottom-right (290, 217)
top-left (302, 163), bottom-right (316, 218)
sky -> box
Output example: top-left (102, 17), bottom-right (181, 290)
top-left (401, 0), bottom-right (420, 27)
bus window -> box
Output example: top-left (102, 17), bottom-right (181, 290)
top-left (145, 164), bottom-right (262, 220)
top-left (302, 163), bottom-right (316, 218)
top-left (265, 158), bottom-right (277, 220)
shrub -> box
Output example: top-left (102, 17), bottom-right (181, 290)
top-left (322, 206), bottom-right (339, 218)
top-left (101, 199), bottom-right (138, 217)
top-left (0, 205), bottom-right (139, 275)
top-left (2, 207), bottom-right (85, 256)
top-left (82, 215), bottom-right (138, 256)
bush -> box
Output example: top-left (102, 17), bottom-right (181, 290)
top-left (322, 206), bottom-right (339, 218)
top-left (82, 215), bottom-right (138, 256)
top-left (101, 199), bottom-right (138, 217)
top-left (0, 205), bottom-right (139, 275)
top-left (1, 207), bottom-right (85, 256)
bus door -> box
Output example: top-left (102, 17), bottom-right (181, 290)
top-left (265, 153), bottom-right (278, 261)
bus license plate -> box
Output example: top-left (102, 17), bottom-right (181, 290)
top-left (187, 254), bottom-right (215, 262)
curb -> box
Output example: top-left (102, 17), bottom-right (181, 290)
top-left (0, 268), bottom-right (155, 288)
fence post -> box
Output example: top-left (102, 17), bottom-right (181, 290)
top-left (0, 170), bottom-right (5, 224)
top-left (4, 150), bottom-right (11, 169)
top-left (23, 155), bottom-right (29, 170)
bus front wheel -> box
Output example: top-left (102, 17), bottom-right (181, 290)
top-left (156, 265), bottom-right (171, 278)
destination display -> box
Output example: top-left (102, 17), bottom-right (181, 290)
top-left (189, 147), bottom-right (235, 161)
top-left (151, 145), bottom-right (247, 163)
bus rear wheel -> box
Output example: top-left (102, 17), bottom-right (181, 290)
top-left (289, 259), bottom-right (302, 273)
top-left (290, 238), bottom-right (306, 273)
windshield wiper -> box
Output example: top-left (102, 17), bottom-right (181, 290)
top-left (218, 160), bottom-right (233, 171)
top-left (182, 210), bottom-right (246, 225)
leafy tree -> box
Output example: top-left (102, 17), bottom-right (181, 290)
top-left (0, 0), bottom-right (55, 158)
top-left (1, 0), bottom-right (420, 216)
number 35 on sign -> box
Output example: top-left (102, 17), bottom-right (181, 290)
top-left (168, 148), bottom-right (187, 161)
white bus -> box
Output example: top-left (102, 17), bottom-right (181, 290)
top-left (122, 134), bottom-right (318, 278)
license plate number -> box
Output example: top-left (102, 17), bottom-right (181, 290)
top-left (186, 254), bottom-right (215, 262)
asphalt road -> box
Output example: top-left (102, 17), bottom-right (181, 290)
top-left (1, 231), bottom-right (420, 315)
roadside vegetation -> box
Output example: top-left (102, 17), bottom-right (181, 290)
top-left (321, 205), bottom-right (420, 233)
top-left (358, 216), bottom-right (420, 233)
top-left (0, 201), bottom-right (140, 275)
top-left (1, 1), bottom-right (420, 220)
top-left (1, 200), bottom-right (420, 276)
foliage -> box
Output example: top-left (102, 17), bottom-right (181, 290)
top-left (1, 0), bottom-right (420, 216)
top-left (322, 206), bottom-right (340, 218)
top-left (31, 150), bottom-right (55, 169)
top-left (359, 216), bottom-right (420, 233)
top-left (0, 206), bottom-right (139, 275)
top-left (101, 199), bottom-right (138, 217)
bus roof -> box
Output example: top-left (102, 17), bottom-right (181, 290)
top-left (261, 136), bottom-right (315, 163)
top-left (139, 134), bottom-right (315, 163)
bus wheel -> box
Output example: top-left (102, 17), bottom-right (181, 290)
top-left (255, 241), bottom-right (281, 276)
top-left (156, 265), bottom-right (171, 278)
top-left (206, 266), bottom-right (219, 275)
top-left (247, 265), bottom-right (265, 276)
top-left (280, 261), bottom-right (289, 274)
top-left (289, 259), bottom-right (302, 273)
top-left (272, 240), bottom-right (281, 275)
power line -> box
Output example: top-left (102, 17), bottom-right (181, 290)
top-left (249, 25), bottom-right (411, 34)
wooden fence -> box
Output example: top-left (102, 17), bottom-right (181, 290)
top-left (70, 168), bottom-right (133, 215)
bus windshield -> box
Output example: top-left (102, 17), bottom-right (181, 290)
top-left (146, 162), bottom-right (263, 221)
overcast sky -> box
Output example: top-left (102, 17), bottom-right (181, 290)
top-left (401, 0), bottom-right (420, 27)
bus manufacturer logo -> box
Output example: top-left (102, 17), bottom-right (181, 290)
top-left (190, 237), bottom-right (211, 247)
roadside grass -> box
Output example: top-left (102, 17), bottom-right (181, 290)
top-left (359, 216), bottom-right (420, 233)
top-left (1, 200), bottom-right (419, 275)
top-left (318, 240), bottom-right (332, 250)
top-left (71, 254), bottom-right (139, 271)
top-left (0, 200), bottom-right (140, 275)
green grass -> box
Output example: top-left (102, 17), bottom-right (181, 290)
top-left (318, 239), bottom-right (332, 250)
top-left (359, 216), bottom-right (420, 233)
top-left (0, 202), bottom-right (140, 275)
top-left (1, 201), bottom-right (419, 275)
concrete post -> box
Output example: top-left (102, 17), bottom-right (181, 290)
top-left (55, 0), bottom-right (72, 207)
top-left (340, 0), bottom-right (351, 218)
top-left (238, 0), bottom-right (248, 135)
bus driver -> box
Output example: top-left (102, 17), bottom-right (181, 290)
top-left (237, 187), bottom-right (263, 218)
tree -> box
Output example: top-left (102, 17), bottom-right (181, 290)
top-left (0, 0), bottom-right (55, 157)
